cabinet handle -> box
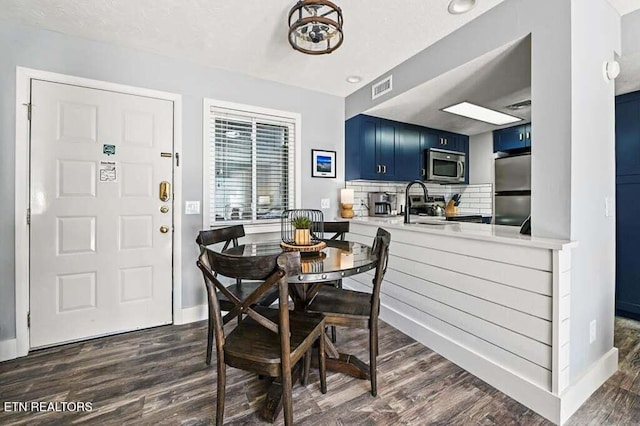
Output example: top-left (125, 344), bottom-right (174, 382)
top-left (519, 133), bottom-right (524, 141)
top-left (382, 165), bottom-right (387, 174)
top-left (526, 131), bottom-right (531, 140)
top-left (376, 165), bottom-right (381, 173)
top-left (422, 168), bottom-right (425, 176)
top-left (444, 138), bottom-right (447, 145)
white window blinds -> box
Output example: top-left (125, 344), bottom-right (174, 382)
top-left (207, 105), bottom-right (296, 225)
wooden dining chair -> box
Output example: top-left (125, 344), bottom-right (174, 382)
top-left (196, 225), bottom-right (279, 365)
top-left (197, 248), bottom-right (327, 426)
top-left (306, 227), bottom-right (390, 397)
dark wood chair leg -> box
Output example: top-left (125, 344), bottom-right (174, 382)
top-left (206, 318), bottom-right (214, 366)
top-left (216, 362), bottom-right (226, 425)
top-left (370, 325), bottom-right (378, 397)
top-left (302, 349), bottom-right (312, 386)
top-left (319, 332), bottom-right (327, 394)
top-left (282, 362), bottom-right (294, 426)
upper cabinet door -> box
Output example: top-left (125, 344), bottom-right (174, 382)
top-left (360, 116), bottom-right (380, 180)
top-left (616, 99), bottom-right (640, 177)
top-left (377, 120), bottom-right (396, 178)
top-left (494, 125), bottom-right (527, 152)
top-left (524, 124), bottom-right (532, 147)
top-left (396, 124), bottom-right (421, 181)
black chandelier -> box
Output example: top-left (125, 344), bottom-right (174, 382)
top-left (288, 0), bottom-right (344, 55)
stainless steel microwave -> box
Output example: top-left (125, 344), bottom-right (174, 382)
top-left (424, 148), bottom-right (466, 183)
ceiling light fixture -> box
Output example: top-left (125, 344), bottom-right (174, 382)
top-left (288, 0), bottom-right (344, 55)
top-left (448, 0), bottom-right (477, 14)
top-left (346, 75), bottom-right (362, 83)
top-left (442, 101), bottom-right (522, 125)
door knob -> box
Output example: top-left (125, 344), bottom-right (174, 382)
top-left (159, 181), bottom-right (171, 202)
top-left (160, 226), bottom-right (169, 233)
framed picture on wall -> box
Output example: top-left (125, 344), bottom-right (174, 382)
top-left (311, 149), bottom-right (336, 178)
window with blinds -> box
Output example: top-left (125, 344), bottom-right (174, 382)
top-left (205, 102), bottom-right (297, 225)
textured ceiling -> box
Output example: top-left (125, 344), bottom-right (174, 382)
top-left (0, 0), bottom-right (508, 96)
top-left (366, 37), bottom-right (532, 136)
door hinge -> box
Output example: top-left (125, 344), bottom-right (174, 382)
top-left (24, 103), bottom-right (32, 121)
top-left (26, 208), bottom-right (31, 225)
top-left (27, 312), bottom-right (30, 328)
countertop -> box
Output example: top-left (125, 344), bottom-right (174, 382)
top-left (350, 216), bottom-right (576, 251)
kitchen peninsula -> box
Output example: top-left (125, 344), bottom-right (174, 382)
top-left (342, 217), bottom-right (614, 424)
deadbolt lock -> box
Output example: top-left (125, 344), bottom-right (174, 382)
top-left (160, 226), bottom-right (169, 234)
top-left (159, 181), bottom-right (171, 202)
top-left (160, 206), bottom-right (169, 213)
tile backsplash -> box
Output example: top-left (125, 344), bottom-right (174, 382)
top-left (346, 181), bottom-right (492, 217)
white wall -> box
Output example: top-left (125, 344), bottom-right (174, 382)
top-left (468, 131), bottom-right (494, 185)
top-left (0, 21), bottom-right (344, 342)
top-left (568, 0), bottom-right (620, 381)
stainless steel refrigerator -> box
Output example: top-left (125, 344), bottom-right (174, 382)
top-left (494, 153), bottom-right (531, 226)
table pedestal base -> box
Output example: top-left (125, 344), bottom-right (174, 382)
top-left (259, 351), bottom-right (370, 422)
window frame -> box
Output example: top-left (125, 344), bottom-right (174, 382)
top-left (202, 98), bottom-right (302, 232)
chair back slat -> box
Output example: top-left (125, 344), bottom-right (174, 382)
top-left (322, 221), bottom-right (350, 240)
top-left (370, 227), bottom-right (391, 318)
top-left (196, 225), bottom-right (246, 251)
top-left (207, 250), bottom-right (281, 281)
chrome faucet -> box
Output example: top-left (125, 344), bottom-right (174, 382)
top-left (404, 180), bottom-right (429, 224)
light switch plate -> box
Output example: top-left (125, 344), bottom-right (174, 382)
top-left (185, 201), bottom-right (201, 215)
top-left (605, 197), bottom-right (614, 217)
top-left (321, 198), bottom-right (330, 209)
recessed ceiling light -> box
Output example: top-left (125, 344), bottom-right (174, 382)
top-left (448, 0), bottom-right (477, 14)
top-left (442, 101), bottom-right (522, 125)
top-left (346, 75), bottom-right (362, 83)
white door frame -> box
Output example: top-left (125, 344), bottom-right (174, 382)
top-left (14, 67), bottom-right (183, 357)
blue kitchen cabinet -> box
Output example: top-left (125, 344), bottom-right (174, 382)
top-left (616, 93), bottom-right (640, 177)
top-left (615, 91), bottom-right (640, 318)
top-left (346, 114), bottom-right (469, 182)
top-left (493, 123), bottom-right (531, 152)
top-left (345, 114), bottom-right (396, 180)
top-left (616, 176), bottom-right (640, 316)
top-left (396, 123), bottom-right (422, 181)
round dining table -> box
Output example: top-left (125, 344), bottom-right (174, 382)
top-left (223, 238), bottom-right (379, 422)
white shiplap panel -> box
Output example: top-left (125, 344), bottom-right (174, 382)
top-left (349, 272), bottom-right (551, 368)
top-left (389, 255), bottom-right (552, 320)
top-left (349, 223), bottom-right (553, 271)
top-left (344, 277), bottom-right (552, 390)
top-left (380, 268), bottom-right (552, 345)
top-left (349, 226), bottom-right (553, 296)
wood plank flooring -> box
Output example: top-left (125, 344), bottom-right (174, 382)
top-left (1, 317), bottom-right (640, 425)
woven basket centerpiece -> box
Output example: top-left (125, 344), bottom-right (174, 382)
top-left (281, 209), bottom-right (326, 251)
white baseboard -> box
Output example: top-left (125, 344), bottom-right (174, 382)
top-left (176, 304), bottom-right (208, 325)
top-left (560, 348), bottom-right (618, 424)
top-left (0, 338), bottom-right (18, 362)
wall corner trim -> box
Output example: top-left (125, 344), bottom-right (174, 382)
top-left (0, 339), bottom-right (18, 362)
top-left (176, 304), bottom-right (208, 325)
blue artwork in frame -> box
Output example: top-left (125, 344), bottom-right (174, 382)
top-left (311, 149), bottom-right (336, 178)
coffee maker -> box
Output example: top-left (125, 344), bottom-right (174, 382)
top-left (368, 192), bottom-right (397, 216)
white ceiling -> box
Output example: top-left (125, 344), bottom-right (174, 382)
top-left (0, 0), bottom-right (504, 97)
top-left (0, 1), bottom-right (636, 98)
top-left (365, 37), bottom-right (532, 136)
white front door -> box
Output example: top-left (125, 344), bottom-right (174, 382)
top-left (29, 79), bottom-right (174, 348)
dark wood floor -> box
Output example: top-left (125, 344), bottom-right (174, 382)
top-left (1, 317), bottom-right (640, 425)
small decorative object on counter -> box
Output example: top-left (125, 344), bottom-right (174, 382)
top-left (340, 188), bottom-right (355, 218)
top-left (281, 209), bottom-right (326, 251)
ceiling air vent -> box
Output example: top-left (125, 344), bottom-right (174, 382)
top-left (505, 99), bottom-right (532, 110)
top-left (371, 75), bottom-right (393, 100)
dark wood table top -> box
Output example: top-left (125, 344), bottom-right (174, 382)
top-left (224, 240), bottom-right (378, 284)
